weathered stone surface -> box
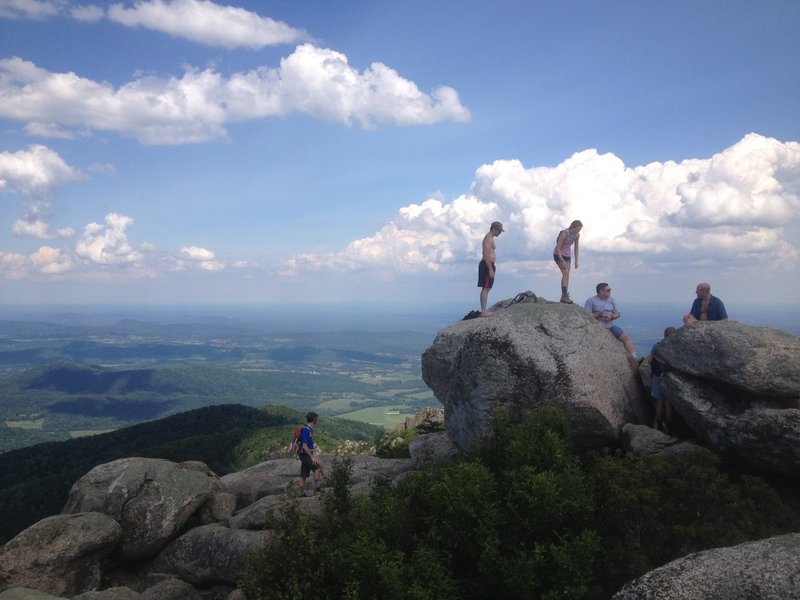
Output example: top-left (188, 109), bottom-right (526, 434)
top-left (422, 297), bottom-right (648, 452)
top-left (403, 407), bottom-right (445, 431)
top-left (222, 455), bottom-right (414, 510)
top-left (198, 491), bottom-right (238, 525)
top-left (408, 431), bottom-right (459, 466)
top-left (657, 320), bottom-right (800, 400)
top-left (139, 578), bottom-right (202, 600)
top-left (0, 589), bottom-right (68, 600)
top-left (72, 587), bottom-right (139, 600)
top-left (229, 492), bottom-right (323, 530)
top-left (620, 423), bottom-right (706, 460)
top-left (219, 458), bottom-right (298, 507)
top-left (150, 524), bottom-right (269, 586)
top-left (0, 513), bottom-right (120, 597)
top-left (660, 370), bottom-right (800, 477)
top-left (62, 458), bottom-right (217, 561)
top-left (613, 532), bottom-right (800, 599)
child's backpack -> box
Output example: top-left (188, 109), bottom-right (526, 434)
top-left (290, 426), bottom-right (303, 455)
top-left (290, 424), bottom-right (312, 455)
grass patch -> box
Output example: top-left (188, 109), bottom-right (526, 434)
top-left (5, 419), bottom-right (44, 430)
top-left (69, 428), bottom-right (118, 438)
top-left (337, 406), bottom-right (414, 428)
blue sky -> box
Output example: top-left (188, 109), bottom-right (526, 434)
top-left (1, 0), bottom-right (799, 309)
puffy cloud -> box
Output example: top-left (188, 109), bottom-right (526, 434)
top-left (75, 213), bottom-right (143, 264)
top-left (180, 245), bottom-right (214, 261)
top-left (24, 122), bottom-right (78, 139)
top-left (0, 0), bottom-right (61, 19)
top-left (12, 218), bottom-right (51, 238)
top-left (180, 245), bottom-right (224, 270)
top-left (0, 245), bottom-right (71, 278)
top-left (30, 244), bottom-right (72, 273)
top-left (0, 47), bottom-right (470, 144)
top-left (0, 144), bottom-right (84, 197)
top-left (285, 134), bottom-right (800, 274)
top-left (0, 251), bottom-right (30, 279)
top-left (107, 0), bottom-right (307, 48)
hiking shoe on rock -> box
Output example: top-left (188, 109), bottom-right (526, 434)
top-left (560, 294), bottom-right (573, 304)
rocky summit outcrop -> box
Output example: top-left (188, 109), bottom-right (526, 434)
top-left (613, 532), bottom-right (800, 599)
top-left (422, 293), bottom-right (648, 452)
top-left (62, 457), bottom-right (219, 561)
top-left (0, 513), bottom-right (121, 597)
top-left (0, 451), bottom-right (424, 599)
top-left (656, 320), bottom-right (800, 477)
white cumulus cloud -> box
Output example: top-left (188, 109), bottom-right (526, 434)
top-left (30, 244), bottom-right (72, 273)
top-left (0, 144), bottom-right (84, 197)
top-left (0, 47), bottom-right (470, 144)
top-left (75, 212), bottom-right (143, 265)
top-left (284, 133), bottom-right (800, 275)
top-left (107, 0), bottom-right (307, 48)
top-left (180, 245), bottom-right (224, 270)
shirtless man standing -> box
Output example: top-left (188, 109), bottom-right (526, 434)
top-left (478, 221), bottom-right (504, 317)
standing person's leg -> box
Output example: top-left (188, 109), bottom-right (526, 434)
top-left (478, 260), bottom-right (494, 316)
top-left (480, 286), bottom-right (490, 315)
top-left (299, 455), bottom-right (313, 496)
top-left (554, 255), bottom-right (573, 303)
top-left (313, 463), bottom-right (322, 493)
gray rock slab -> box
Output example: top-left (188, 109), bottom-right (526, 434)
top-left (613, 532), bottom-right (800, 599)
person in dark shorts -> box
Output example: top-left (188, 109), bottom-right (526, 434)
top-left (552, 220), bottom-right (582, 304)
top-left (648, 326), bottom-right (676, 433)
top-left (478, 221), bottom-right (503, 316)
top-left (297, 411), bottom-right (322, 497)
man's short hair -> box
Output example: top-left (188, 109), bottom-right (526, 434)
top-left (306, 411), bottom-right (319, 423)
top-left (596, 282), bottom-right (609, 294)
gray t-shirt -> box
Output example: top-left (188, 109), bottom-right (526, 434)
top-left (584, 296), bottom-right (618, 328)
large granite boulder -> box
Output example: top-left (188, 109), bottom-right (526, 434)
top-left (422, 295), bottom-right (648, 452)
top-left (613, 532), bottom-right (800, 599)
top-left (150, 524), bottom-right (269, 586)
top-left (0, 513), bottom-right (120, 597)
top-left (62, 458), bottom-right (218, 561)
top-left (657, 321), bottom-right (800, 477)
top-left (657, 320), bottom-right (799, 399)
top-left (220, 458), bottom-right (299, 508)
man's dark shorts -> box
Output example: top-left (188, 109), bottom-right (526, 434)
top-left (300, 454), bottom-right (321, 478)
top-left (477, 260), bottom-right (495, 289)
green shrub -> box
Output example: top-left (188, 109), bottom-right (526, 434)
top-left (586, 447), bottom-right (798, 596)
top-left (240, 406), bottom-right (799, 600)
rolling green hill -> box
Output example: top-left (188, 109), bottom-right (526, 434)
top-left (0, 361), bottom-right (385, 452)
top-left (0, 403), bottom-right (381, 545)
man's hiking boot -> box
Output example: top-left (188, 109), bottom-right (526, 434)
top-left (560, 293), bottom-right (573, 304)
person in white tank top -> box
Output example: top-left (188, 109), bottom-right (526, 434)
top-left (552, 220), bottom-right (582, 304)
